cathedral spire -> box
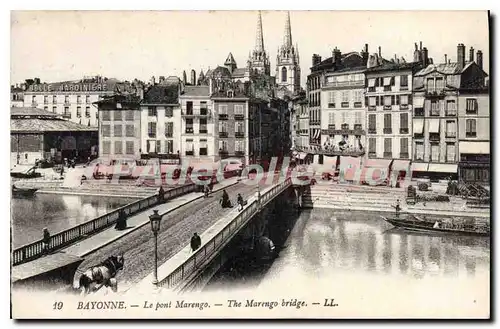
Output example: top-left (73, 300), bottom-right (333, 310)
top-left (255, 11), bottom-right (264, 52)
top-left (283, 11), bottom-right (292, 48)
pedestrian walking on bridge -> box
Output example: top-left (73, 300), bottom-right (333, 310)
top-left (42, 228), bottom-right (50, 254)
top-left (158, 186), bottom-right (166, 204)
top-left (191, 233), bottom-right (201, 252)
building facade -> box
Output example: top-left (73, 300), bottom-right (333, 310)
top-left (11, 85), bottom-right (24, 107)
top-left (365, 61), bottom-right (421, 162)
top-left (23, 76), bottom-right (138, 127)
top-left (412, 43), bottom-right (487, 181)
top-left (275, 12), bottom-right (301, 98)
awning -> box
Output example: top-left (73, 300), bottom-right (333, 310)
top-left (428, 163), bottom-right (458, 173)
top-left (459, 141), bottom-right (490, 155)
top-left (413, 119), bottom-right (424, 134)
top-left (411, 162), bottom-right (429, 172)
top-left (383, 77), bottom-right (392, 86)
top-left (414, 97), bottom-right (425, 108)
top-left (392, 160), bottom-right (411, 172)
top-left (368, 79), bottom-right (376, 87)
top-left (338, 156), bottom-right (362, 181)
top-left (428, 119), bottom-right (440, 133)
top-left (363, 159), bottom-right (392, 168)
top-left (323, 155), bottom-right (338, 167)
top-left (314, 129), bottom-right (321, 139)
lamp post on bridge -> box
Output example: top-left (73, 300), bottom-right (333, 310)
top-left (149, 209), bottom-right (162, 287)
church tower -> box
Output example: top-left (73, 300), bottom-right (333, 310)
top-left (248, 11), bottom-right (271, 76)
top-left (275, 11), bottom-right (301, 95)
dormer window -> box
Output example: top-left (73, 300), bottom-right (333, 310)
top-left (227, 90), bottom-right (234, 98)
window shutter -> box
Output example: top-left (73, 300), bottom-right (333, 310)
top-left (408, 94), bottom-right (412, 105)
top-left (391, 95), bottom-right (395, 105)
top-left (365, 96), bottom-right (368, 105)
top-left (396, 95), bottom-right (400, 105)
top-left (376, 96), bottom-right (380, 106)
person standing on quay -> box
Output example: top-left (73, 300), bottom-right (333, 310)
top-left (158, 185), bottom-right (166, 204)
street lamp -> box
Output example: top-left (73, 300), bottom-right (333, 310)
top-left (149, 209), bottom-right (162, 286)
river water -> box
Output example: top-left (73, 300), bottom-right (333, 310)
top-left (11, 193), bottom-right (138, 248)
top-left (206, 208), bottom-right (490, 315)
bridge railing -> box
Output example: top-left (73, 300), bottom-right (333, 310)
top-left (12, 183), bottom-right (196, 266)
top-left (157, 177), bottom-right (292, 289)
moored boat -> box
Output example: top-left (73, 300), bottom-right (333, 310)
top-left (380, 215), bottom-right (490, 237)
top-left (12, 185), bottom-right (38, 197)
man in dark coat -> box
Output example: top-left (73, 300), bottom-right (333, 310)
top-left (115, 209), bottom-right (127, 230)
top-left (42, 228), bottom-right (50, 254)
top-left (190, 233), bottom-right (201, 252)
top-left (220, 189), bottom-right (231, 208)
top-left (158, 186), bottom-right (166, 204)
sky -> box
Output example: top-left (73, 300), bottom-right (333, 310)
top-left (10, 10), bottom-right (489, 87)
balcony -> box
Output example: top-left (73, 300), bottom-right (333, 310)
top-left (400, 104), bottom-right (409, 110)
top-left (368, 105), bottom-right (376, 111)
top-left (62, 113), bottom-right (71, 119)
top-left (341, 102), bottom-right (349, 108)
top-left (31, 102), bottom-right (38, 107)
top-left (383, 152), bottom-right (393, 159)
top-left (368, 152), bottom-right (377, 158)
top-left (425, 90), bottom-right (446, 98)
top-left (368, 128), bottom-right (377, 134)
top-left (165, 132), bottom-right (173, 138)
top-left (185, 150), bottom-right (194, 156)
top-left (446, 109), bottom-right (457, 116)
top-left (326, 80), bottom-right (364, 88)
top-left (219, 114), bottom-right (228, 120)
top-left (311, 148), bottom-right (365, 157)
top-left (400, 152), bottom-right (409, 159)
top-left (400, 86), bottom-right (409, 91)
top-left (219, 149), bottom-right (229, 157)
top-left (429, 133), bottom-right (440, 141)
top-left (446, 132), bottom-right (457, 138)
top-left (383, 105), bottom-right (392, 110)
top-left (384, 86), bottom-right (392, 92)
top-left (354, 124), bottom-right (363, 132)
top-left (235, 131), bottom-right (245, 138)
top-left (414, 109), bottom-right (424, 117)
top-left (328, 103), bottom-right (335, 108)
top-left (368, 87), bottom-right (376, 92)
top-left (234, 151), bottom-right (245, 157)
top-left (234, 114), bottom-right (244, 120)
top-left (400, 128), bottom-right (409, 134)
top-left (200, 108), bottom-right (209, 116)
top-left (185, 127), bottom-right (194, 134)
top-left (466, 132), bottom-right (477, 138)
top-left (354, 102), bottom-right (363, 108)
top-left (199, 128), bottom-right (208, 134)
top-left (183, 109), bottom-right (211, 117)
top-left (383, 128), bottom-right (392, 134)
top-left (219, 131), bottom-right (228, 138)
top-left (64, 101), bottom-right (71, 106)
top-left (341, 124), bottom-right (349, 130)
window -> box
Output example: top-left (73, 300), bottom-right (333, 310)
top-left (77, 95), bottom-right (82, 104)
top-left (76, 106), bottom-right (81, 118)
top-left (328, 92), bottom-right (335, 107)
top-left (234, 104), bottom-right (244, 115)
top-left (430, 101), bottom-right (439, 116)
top-left (281, 67), bottom-right (287, 82)
top-left (102, 141), bottom-right (111, 154)
top-left (400, 95), bottom-right (409, 105)
top-left (446, 120), bottom-right (456, 138)
top-left (466, 98), bottom-right (478, 114)
top-left (446, 143), bottom-right (455, 162)
top-left (165, 107), bottom-right (173, 117)
top-left (148, 106), bottom-right (157, 117)
top-left (165, 140), bottom-right (174, 154)
top-left (199, 118), bottom-right (207, 133)
top-left (185, 118), bottom-right (193, 134)
top-left (64, 107), bottom-right (70, 117)
top-left (199, 139), bottom-right (208, 156)
top-left (368, 114), bottom-right (376, 133)
top-left (426, 78), bottom-right (435, 91)
top-left (400, 113), bottom-right (409, 133)
top-left (114, 124), bottom-right (122, 137)
top-left (125, 141), bottom-right (134, 155)
top-left (85, 107), bottom-right (90, 118)
top-left (101, 125), bottom-right (111, 137)
top-left (85, 95), bottom-right (90, 103)
top-left (355, 112), bottom-right (362, 125)
top-left (102, 111), bottom-right (110, 121)
top-left (368, 96), bottom-right (376, 107)
top-left (52, 95), bottom-right (57, 103)
top-left (368, 137), bottom-right (376, 155)
top-left (219, 121), bottom-right (227, 132)
top-left (415, 142), bottom-right (424, 160)
top-left (444, 100), bottom-right (456, 116)
top-left (114, 141), bottom-right (123, 155)
top-left (435, 77), bottom-right (444, 91)
top-left (148, 122), bottom-right (157, 138)
top-left (466, 119), bottom-right (477, 137)
top-left (384, 113), bottom-right (392, 133)
top-left (52, 106), bottom-right (57, 113)
top-left (342, 91), bottom-right (349, 103)
top-left (384, 138), bottom-right (392, 157)
top-left (430, 144), bottom-right (440, 162)
top-left (156, 140), bottom-right (162, 154)
top-left (44, 96), bottom-right (48, 104)
top-left (114, 110), bottom-right (122, 121)
top-left (400, 75), bottom-right (408, 88)
top-left (235, 140), bottom-right (245, 152)
top-left (328, 112), bottom-right (335, 125)
top-left (235, 122), bottom-right (244, 133)
top-left (126, 110), bottom-right (135, 120)
top-left (219, 140), bottom-right (228, 151)
top-left (125, 125), bottom-right (135, 137)
top-left (185, 139), bottom-right (194, 155)
top-left (384, 95), bottom-right (392, 106)
top-left (165, 122), bottom-right (174, 137)
top-left (43, 106), bottom-right (48, 112)
top-left (219, 104), bottom-right (228, 114)
top-left (400, 138), bottom-right (409, 158)
top-left (65, 95), bottom-right (69, 104)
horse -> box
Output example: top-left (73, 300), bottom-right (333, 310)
top-left (76, 255), bottom-right (125, 295)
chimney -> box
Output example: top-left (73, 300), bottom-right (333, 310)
top-left (378, 46), bottom-right (381, 57)
top-left (159, 76), bottom-right (165, 84)
top-left (191, 69), bottom-right (196, 85)
top-left (457, 43), bottom-right (466, 69)
top-left (477, 50), bottom-right (483, 70)
top-left (150, 76), bottom-right (155, 85)
top-left (420, 41), bottom-right (422, 51)
top-left (469, 46), bottom-right (474, 63)
top-left (312, 54), bottom-right (322, 67)
top-left (361, 44), bottom-right (369, 65)
top-left (34, 78), bottom-right (40, 84)
top-left (444, 54), bottom-right (447, 63)
top-left (333, 47), bottom-right (342, 67)
top-left (415, 43), bottom-right (418, 51)
top-left (422, 47), bottom-right (429, 66)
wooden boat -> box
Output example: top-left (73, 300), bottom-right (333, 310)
top-left (380, 215), bottom-right (490, 237)
top-left (12, 185), bottom-right (38, 197)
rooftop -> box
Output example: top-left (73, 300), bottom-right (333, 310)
top-left (11, 107), bottom-right (60, 118)
top-left (414, 62), bottom-right (478, 76)
top-left (11, 112), bottom-right (98, 133)
top-left (181, 86), bottom-right (210, 97)
top-left (143, 85), bottom-right (179, 104)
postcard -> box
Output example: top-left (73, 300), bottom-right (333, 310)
top-left (10, 10), bottom-right (490, 319)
